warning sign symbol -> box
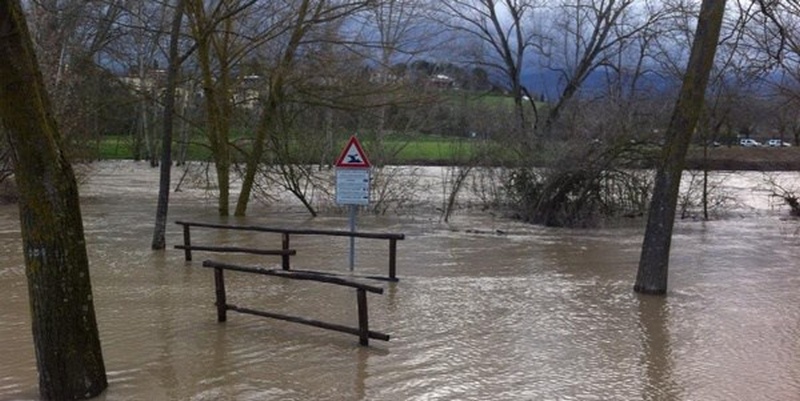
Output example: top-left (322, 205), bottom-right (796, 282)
top-left (335, 136), bottom-right (371, 168)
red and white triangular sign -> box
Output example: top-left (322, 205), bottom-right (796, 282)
top-left (335, 136), bottom-right (371, 168)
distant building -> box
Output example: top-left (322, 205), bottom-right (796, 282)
top-left (119, 68), bottom-right (263, 110)
top-left (369, 70), bottom-right (403, 85)
top-left (233, 75), bottom-right (263, 109)
top-left (119, 68), bottom-right (167, 93)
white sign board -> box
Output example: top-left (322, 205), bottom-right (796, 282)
top-left (336, 168), bottom-right (370, 205)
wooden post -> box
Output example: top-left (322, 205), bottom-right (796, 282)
top-left (183, 224), bottom-right (192, 261)
top-left (357, 288), bottom-right (368, 346)
top-left (281, 233), bottom-right (290, 270)
top-left (214, 267), bottom-right (227, 322)
top-left (388, 238), bottom-right (397, 280)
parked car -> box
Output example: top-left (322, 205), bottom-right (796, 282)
top-left (739, 138), bottom-right (761, 147)
top-left (766, 139), bottom-right (791, 147)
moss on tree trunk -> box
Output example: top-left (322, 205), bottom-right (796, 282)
top-left (0, 1), bottom-right (107, 399)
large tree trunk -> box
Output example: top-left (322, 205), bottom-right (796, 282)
top-left (634, 0), bottom-right (726, 295)
top-left (152, 0), bottom-right (185, 250)
top-left (0, 1), bottom-right (108, 399)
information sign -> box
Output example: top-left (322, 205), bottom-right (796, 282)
top-left (335, 168), bottom-right (370, 205)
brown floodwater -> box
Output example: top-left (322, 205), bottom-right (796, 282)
top-left (2, 162), bottom-right (800, 400)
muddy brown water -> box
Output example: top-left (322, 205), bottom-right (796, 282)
top-left (2, 162), bottom-right (800, 400)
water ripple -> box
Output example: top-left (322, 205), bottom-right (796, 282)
top-left (3, 164), bottom-right (800, 400)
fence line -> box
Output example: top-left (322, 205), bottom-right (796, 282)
top-left (203, 260), bottom-right (390, 346)
top-left (176, 220), bottom-right (404, 281)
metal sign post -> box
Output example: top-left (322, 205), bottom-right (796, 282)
top-left (349, 205), bottom-right (356, 270)
top-left (334, 136), bottom-right (371, 271)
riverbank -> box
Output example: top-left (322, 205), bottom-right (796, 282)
top-left (400, 145), bottom-right (800, 171)
top-left (95, 134), bottom-right (800, 171)
top-left (685, 146), bottom-right (800, 171)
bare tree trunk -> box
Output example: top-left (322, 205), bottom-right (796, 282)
top-left (234, 0), bottom-right (311, 216)
top-left (442, 166), bottom-right (472, 223)
top-left (703, 142), bottom-right (709, 221)
top-left (177, 81), bottom-right (190, 166)
top-left (634, 0), bottom-right (726, 295)
top-left (440, 0), bottom-right (537, 132)
top-left (186, 0), bottom-right (234, 216)
top-left (234, 89), bottom-right (279, 216)
top-left (0, 2), bottom-right (107, 398)
top-left (134, 63), bottom-right (148, 161)
top-left (152, 0), bottom-right (185, 250)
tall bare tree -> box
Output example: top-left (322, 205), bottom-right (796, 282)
top-left (152, 0), bottom-right (186, 250)
top-left (635, 0), bottom-right (727, 295)
top-left (234, 0), bottom-right (321, 216)
top-left (748, 0), bottom-right (800, 145)
top-left (364, 0), bottom-right (438, 153)
top-left (544, 0), bottom-right (669, 130)
top-left (24, 0), bottom-right (129, 161)
top-left (185, 0), bottom-right (260, 216)
top-left (234, 0), bottom-right (372, 216)
top-left (129, 0), bottom-right (170, 164)
top-left (186, 0), bottom-right (234, 216)
top-left (439, 0), bottom-right (545, 131)
top-left (0, 1), bottom-right (107, 398)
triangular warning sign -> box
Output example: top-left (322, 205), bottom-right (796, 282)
top-left (335, 136), bottom-right (371, 168)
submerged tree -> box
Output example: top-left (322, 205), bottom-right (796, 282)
top-left (635, 0), bottom-right (727, 295)
top-left (234, 0), bottom-right (321, 217)
top-left (0, 1), bottom-right (107, 398)
top-left (185, 0), bottom-right (259, 216)
top-left (151, 0), bottom-right (186, 250)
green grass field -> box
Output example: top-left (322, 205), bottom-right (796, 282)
top-left (93, 136), bottom-right (212, 161)
top-left (92, 133), bottom-right (793, 170)
top-left (361, 136), bottom-right (480, 163)
top-left (94, 136), bottom-right (133, 159)
top-left (89, 90), bottom-right (540, 165)
top-left (92, 133), bottom-right (501, 165)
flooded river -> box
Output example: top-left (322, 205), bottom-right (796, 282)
top-left (2, 162), bottom-right (800, 400)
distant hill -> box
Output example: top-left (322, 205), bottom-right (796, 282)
top-left (521, 68), bottom-right (679, 101)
